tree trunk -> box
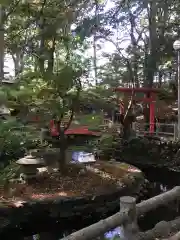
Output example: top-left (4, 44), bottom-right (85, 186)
top-left (12, 52), bottom-right (24, 76)
top-left (93, 0), bottom-right (99, 86)
top-left (0, 5), bottom-right (4, 82)
top-left (143, 1), bottom-right (159, 126)
top-left (128, 7), bottom-right (139, 87)
top-left (158, 70), bottom-right (163, 87)
top-left (59, 128), bottom-right (67, 174)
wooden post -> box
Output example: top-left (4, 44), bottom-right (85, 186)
top-left (149, 92), bottom-right (155, 134)
top-left (62, 187), bottom-right (180, 240)
top-left (120, 196), bottom-right (138, 240)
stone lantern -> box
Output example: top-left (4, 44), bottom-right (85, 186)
top-left (16, 155), bottom-right (45, 181)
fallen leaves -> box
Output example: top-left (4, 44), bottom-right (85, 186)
top-left (0, 162), bottom-right (140, 205)
top-left (0, 164), bottom-right (120, 203)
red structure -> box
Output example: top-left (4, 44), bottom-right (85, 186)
top-left (114, 87), bottom-right (159, 133)
top-left (65, 126), bottom-right (101, 136)
top-left (49, 121), bottom-right (101, 137)
top-left (49, 119), bottom-right (59, 136)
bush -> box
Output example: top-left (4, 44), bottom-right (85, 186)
top-left (0, 161), bottom-right (21, 182)
top-left (96, 134), bottom-right (180, 168)
top-left (91, 134), bottom-right (119, 160)
top-left (0, 119), bottom-right (41, 168)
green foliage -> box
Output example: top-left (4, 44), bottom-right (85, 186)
top-left (0, 161), bottom-right (21, 182)
top-left (68, 145), bottom-right (92, 152)
top-left (2, 0), bottom-right (180, 173)
top-left (79, 87), bottom-right (116, 113)
top-left (75, 113), bottom-right (104, 127)
top-left (0, 0), bottom-right (94, 173)
top-left (91, 134), bottom-right (118, 160)
top-left (98, 134), bottom-right (114, 152)
top-left (0, 120), bottom-right (40, 167)
top-left (158, 89), bottom-right (175, 102)
top-left (97, 135), bottom-right (180, 171)
top-left (2, 66), bottom-right (83, 125)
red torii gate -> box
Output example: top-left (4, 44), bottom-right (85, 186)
top-left (114, 87), bottom-right (159, 133)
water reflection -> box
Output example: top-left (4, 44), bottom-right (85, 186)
top-left (104, 227), bottom-right (122, 239)
top-left (31, 228), bottom-right (123, 240)
top-left (153, 183), bottom-right (168, 192)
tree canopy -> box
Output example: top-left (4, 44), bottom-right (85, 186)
top-left (0, 0), bottom-right (179, 169)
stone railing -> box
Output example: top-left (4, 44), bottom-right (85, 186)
top-left (62, 187), bottom-right (180, 240)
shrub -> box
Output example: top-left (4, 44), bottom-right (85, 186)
top-left (0, 119), bottom-right (40, 168)
top-left (96, 134), bottom-right (180, 168)
top-left (0, 161), bottom-right (21, 182)
top-left (91, 134), bottom-right (118, 160)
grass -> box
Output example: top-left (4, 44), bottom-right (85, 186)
top-left (74, 113), bottom-right (104, 128)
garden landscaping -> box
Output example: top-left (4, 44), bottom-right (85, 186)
top-left (0, 160), bottom-right (143, 203)
top-left (0, 157), bottom-right (144, 237)
top-left (98, 134), bottom-right (180, 171)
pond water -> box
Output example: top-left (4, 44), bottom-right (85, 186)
top-left (31, 227), bottom-right (123, 240)
top-left (23, 169), bottom-right (179, 240)
top-left (137, 168), bottom-right (180, 232)
top-left (1, 151), bottom-right (177, 240)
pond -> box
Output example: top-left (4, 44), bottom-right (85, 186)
top-left (1, 141), bottom-right (179, 240)
top-left (22, 184), bottom-right (175, 240)
top-left (0, 156), bottom-right (144, 240)
top-left (19, 164), bottom-right (180, 240)
top-left (137, 167), bottom-right (180, 232)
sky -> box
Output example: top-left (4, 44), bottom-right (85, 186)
top-left (4, 41), bottom-right (117, 80)
top-left (4, 55), bottom-right (14, 77)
